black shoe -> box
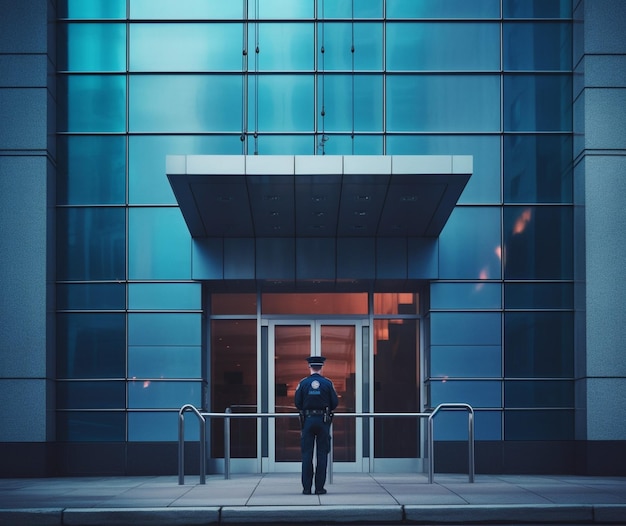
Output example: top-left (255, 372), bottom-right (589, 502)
top-left (315, 488), bottom-right (327, 494)
top-left (302, 489), bottom-right (311, 495)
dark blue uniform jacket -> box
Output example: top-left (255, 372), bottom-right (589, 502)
top-left (295, 373), bottom-right (339, 412)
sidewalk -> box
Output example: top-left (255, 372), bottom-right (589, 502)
top-left (1, 472), bottom-right (626, 525)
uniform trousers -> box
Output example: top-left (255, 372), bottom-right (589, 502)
top-left (301, 414), bottom-right (331, 491)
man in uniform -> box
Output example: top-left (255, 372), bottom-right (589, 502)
top-left (294, 356), bottom-right (339, 495)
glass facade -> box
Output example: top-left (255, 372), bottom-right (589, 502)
top-left (56, 0), bottom-right (573, 449)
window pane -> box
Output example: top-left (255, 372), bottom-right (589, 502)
top-left (505, 380), bottom-right (573, 408)
top-left (256, 0), bottom-right (313, 19)
top-left (431, 283), bottom-right (501, 309)
top-left (57, 412), bottom-right (125, 442)
top-left (130, 75), bottom-right (242, 132)
top-left (59, 75), bottom-right (126, 132)
top-left (57, 208), bottom-right (125, 281)
top-left (432, 410), bottom-right (501, 440)
top-left (247, 134), bottom-right (314, 155)
top-left (60, 0), bottom-right (126, 19)
top-left (128, 283), bottom-right (201, 310)
top-left (439, 207), bottom-right (502, 279)
top-left (129, 411), bottom-right (200, 441)
top-left (387, 75), bottom-right (500, 132)
top-left (59, 23), bottom-right (126, 71)
top-left (503, 0), bottom-right (572, 19)
top-left (504, 23), bottom-right (572, 71)
top-left (503, 206), bottom-right (573, 279)
top-left (386, 135), bottom-right (501, 204)
top-left (57, 283), bottom-right (126, 310)
top-left (504, 135), bottom-right (573, 203)
top-left (128, 313), bottom-right (201, 346)
top-left (431, 346), bottom-right (502, 378)
top-left (255, 23), bottom-right (313, 71)
top-left (128, 380), bottom-right (202, 408)
top-left (131, 23), bottom-right (243, 72)
top-left (320, 0), bottom-right (382, 18)
top-left (253, 75), bottom-right (314, 132)
top-left (505, 312), bottom-right (574, 377)
top-left (321, 134), bottom-right (383, 155)
top-left (505, 283), bottom-right (573, 309)
top-left (387, 23), bottom-right (500, 71)
top-left (262, 293), bottom-right (368, 315)
top-left (431, 313), bottom-right (501, 346)
top-left (319, 23), bottom-right (383, 70)
top-left (319, 75), bottom-right (382, 132)
top-left (130, 0), bottom-right (242, 19)
top-left (128, 208), bottom-right (191, 279)
top-left (211, 293), bottom-right (258, 315)
top-left (129, 135), bottom-right (242, 205)
top-left (57, 381), bottom-right (126, 409)
top-left (505, 410), bottom-right (573, 440)
top-left (386, 0), bottom-right (500, 18)
top-left (128, 346), bottom-right (201, 378)
top-left (430, 380), bottom-right (502, 408)
top-left (57, 313), bottom-right (125, 378)
top-left (374, 293), bottom-right (419, 314)
top-left (504, 74), bottom-right (572, 132)
top-left (57, 135), bottom-right (126, 205)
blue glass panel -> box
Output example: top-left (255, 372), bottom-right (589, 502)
top-left (430, 346), bottom-right (502, 378)
top-left (505, 380), bottom-right (573, 408)
top-left (432, 410), bottom-right (501, 440)
top-left (387, 23), bottom-right (500, 71)
top-left (254, 23), bottom-right (313, 71)
top-left (431, 313), bottom-right (501, 346)
top-left (386, 0), bottom-right (500, 18)
top-left (319, 0), bottom-right (382, 18)
top-left (438, 207), bottom-right (502, 279)
top-left (505, 282), bottom-right (573, 309)
top-left (59, 23), bottom-right (126, 71)
top-left (57, 135), bottom-right (126, 205)
top-left (129, 135), bottom-right (242, 205)
top-left (60, 0), bottom-right (126, 19)
top-left (255, 0), bottom-right (313, 19)
top-left (57, 208), bottom-right (125, 281)
top-left (130, 23), bottom-right (243, 72)
top-left (128, 411), bottom-right (199, 441)
top-left (505, 410), bottom-right (573, 440)
top-left (128, 283), bottom-right (201, 310)
top-left (319, 75), bottom-right (382, 132)
top-left (504, 23), bottom-right (572, 71)
top-left (504, 134), bottom-right (573, 203)
top-left (57, 313), bottom-right (126, 378)
top-left (318, 23), bottom-right (383, 70)
top-left (503, 0), bottom-right (572, 19)
top-left (319, 134), bottom-right (383, 155)
top-left (430, 380), bottom-right (502, 407)
top-left (247, 134), bottom-right (314, 155)
top-left (130, 75), bottom-right (242, 132)
top-left (57, 381), bottom-right (126, 409)
top-left (252, 75), bottom-right (314, 132)
top-left (57, 283), bottom-right (126, 310)
top-left (505, 312), bottom-right (574, 377)
top-left (386, 135), bottom-right (501, 204)
top-left (128, 208), bottom-right (191, 279)
top-left (431, 283), bottom-right (502, 309)
top-left (503, 206), bottom-right (573, 279)
top-left (504, 74), bottom-right (572, 131)
top-left (128, 313), bottom-right (201, 346)
top-left (128, 380), bottom-right (202, 408)
top-left (57, 412), bottom-right (125, 442)
top-left (59, 75), bottom-right (126, 132)
top-left (130, 0), bottom-right (242, 19)
top-left (128, 346), bottom-right (201, 378)
top-left (387, 75), bottom-right (500, 132)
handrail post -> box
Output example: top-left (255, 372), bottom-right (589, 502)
top-left (224, 408), bottom-right (231, 480)
top-left (427, 412), bottom-right (434, 483)
top-left (200, 411), bottom-right (206, 484)
top-left (178, 409), bottom-right (185, 485)
top-left (468, 408), bottom-right (475, 483)
top-left (328, 421), bottom-right (333, 484)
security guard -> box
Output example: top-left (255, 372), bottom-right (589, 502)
top-left (294, 355), bottom-right (339, 495)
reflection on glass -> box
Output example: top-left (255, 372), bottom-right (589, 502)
top-left (211, 320), bottom-right (257, 458)
top-left (263, 293), bottom-right (367, 315)
top-left (374, 293), bottom-right (418, 314)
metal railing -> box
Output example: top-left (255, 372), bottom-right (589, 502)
top-left (178, 403), bottom-right (474, 485)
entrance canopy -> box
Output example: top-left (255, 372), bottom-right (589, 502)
top-left (167, 155), bottom-right (471, 239)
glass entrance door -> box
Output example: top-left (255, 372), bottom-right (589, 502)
top-left (269, 320), bottom-right (361, 472)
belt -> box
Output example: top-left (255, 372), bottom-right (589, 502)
top-left (304, 409), bottom-right (325, 416)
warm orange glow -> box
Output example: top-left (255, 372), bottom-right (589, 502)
top-left (143, 381), bottom-right (151, 388)
top-left (513, 208), bottom-right (532, 234)
top-left (495, 245), bottom-right (502, 260)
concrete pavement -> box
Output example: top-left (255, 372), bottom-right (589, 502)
top-left (1, 472), bottom-right (626, 525)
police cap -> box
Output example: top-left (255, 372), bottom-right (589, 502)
top-left (306, 356), bottom-right (327, 367)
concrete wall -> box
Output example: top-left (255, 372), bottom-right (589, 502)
top-left (574, 0), bottom-right (626, 444)
top-left (0, 0), bottom-right (55, 449)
